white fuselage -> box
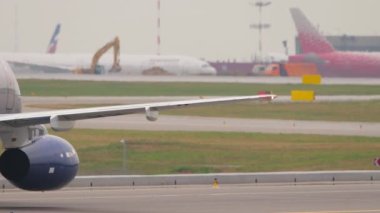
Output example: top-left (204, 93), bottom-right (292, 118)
top-left (0, 53), bottom-right (216, 76)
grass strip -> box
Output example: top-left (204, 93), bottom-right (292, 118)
top-left (51, 129), bottom-right (380, 175)
top-left (19, 79), bottom-right (380, 96)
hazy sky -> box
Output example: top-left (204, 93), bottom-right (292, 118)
top-left (0, 0), bottom-right (379, 60)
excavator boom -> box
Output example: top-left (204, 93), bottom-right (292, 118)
top-left (77, 36), bottom-right (121, 74)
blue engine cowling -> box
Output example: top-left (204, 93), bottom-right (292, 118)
top-left (0, 135), bottom-right (79, 191)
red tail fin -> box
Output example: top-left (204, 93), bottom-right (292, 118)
top-left (290, 8), bottom-right (335, 54)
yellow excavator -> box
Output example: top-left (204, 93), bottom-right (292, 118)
top-left (76, 36), bottom-right (122, 74)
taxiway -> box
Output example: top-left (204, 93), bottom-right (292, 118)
top-left (1, 183), bottom-right (380, 213)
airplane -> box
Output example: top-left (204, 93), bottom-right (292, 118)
top-left (0, 59), bottom-right (275, 191)
top-left (2, 53), bottom-right (217, 75)
top-left (3, 27), bottom-right (215, 76)
top-left (2, 34), bottom-right (216, 76)
top-left (46, 23), bottom-right (61, 54)
top-left (1, 53), bottom-right (217, 76)
top-left (289, 8), bottom-right (380, 78)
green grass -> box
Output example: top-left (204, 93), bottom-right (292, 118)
top-left (19, 79), bottom-right (380, 96)
top-left (52, 129), bottom-right (380, 175)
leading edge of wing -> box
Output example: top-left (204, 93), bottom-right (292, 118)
top-left (0, 94), bottom-right (276, 130)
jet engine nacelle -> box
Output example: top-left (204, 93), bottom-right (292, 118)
top-left (0, 135), bottom-right (79, 191)
top-left (145, 107), bottom-right (159, 121)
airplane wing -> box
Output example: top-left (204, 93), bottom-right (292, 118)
top-left (0, 95), bottom-right (276, 131)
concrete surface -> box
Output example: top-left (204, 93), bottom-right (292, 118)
top-left (2, 183), bottom-right (380, 213)
top-left (72, 115), bottom-right (380, 137)
top-left (1, 171), bottom-right (380, 190)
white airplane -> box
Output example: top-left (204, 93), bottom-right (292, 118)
top-left (1, 53), bottom-right (217, 76)
top-left (3, 22), bottom-right (215, 76)
top-left (0, 59), bottom-right (275, 191)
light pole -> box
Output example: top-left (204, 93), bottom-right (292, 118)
top-left (156, 0), bottom-right (161, 55)
top-left (120, 139), bottom-right (127, 174)
top-left (14, 1), bottom-right (19, 52)
top-left (250, 1), bottom-right (271, 61)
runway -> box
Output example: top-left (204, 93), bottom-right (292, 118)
top-left (69, 115), bottom-right (380, 137)
top-left (2, 183), bottom-right (380, 213)
top-left (15, 73), bottom-right (380, 85)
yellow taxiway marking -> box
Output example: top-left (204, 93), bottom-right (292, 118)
top-left (284, 210), bottom-right (380, 213)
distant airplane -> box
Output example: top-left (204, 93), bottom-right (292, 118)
top-left (2, 33), bottom-right (216, 76)
top-left (289, 8), bottom-right (380, 78)
top-left (3, 26), bottom-right (216, 76)
top-left (0, 59), bottom-right (275, 191)
top-left (46, 23), bottom-right (61, 54)
top-left (1, 53), bottom-right (217, 75)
